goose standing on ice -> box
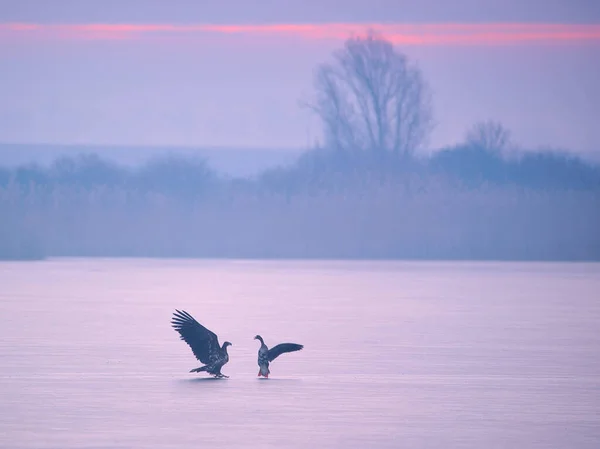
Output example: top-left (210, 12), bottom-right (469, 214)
top-left (254, 334), bottom-right (303, 378)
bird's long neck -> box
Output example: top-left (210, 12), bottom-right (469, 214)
top-left (222, 343), bottom-right (229, 353)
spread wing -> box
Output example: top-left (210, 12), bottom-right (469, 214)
top-left (171, 309), bottom-right (221, 364)
top-left (268, 343), bottom-right (303, 362)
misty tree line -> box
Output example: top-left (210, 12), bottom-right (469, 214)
top-left (1, 142), bottom-right (598, 196)
top-left (1, 32), bottom-right (599, 260)
top-left (2, 139), bottom-right (598, 261)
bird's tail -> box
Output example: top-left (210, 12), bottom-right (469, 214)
top-left (190, 365), bottom-right (209, 373)
top-left (259, 365), bottom-right (270, 377)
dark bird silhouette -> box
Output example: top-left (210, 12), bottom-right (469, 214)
top-left (254, 335), bottom-right (303, 378)
top-left (171, 309), bottom-right (232, 378)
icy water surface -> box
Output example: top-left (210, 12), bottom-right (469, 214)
top-left (1, 259), bottom-right (599, 448)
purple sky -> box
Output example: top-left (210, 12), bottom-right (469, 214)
top-left (0, 0), bottom-right (599, 156)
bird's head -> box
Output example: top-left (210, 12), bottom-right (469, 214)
top-left (223, 341), bottom-right (232, 348)
top-left (254, 335), bottom-right (264, 344)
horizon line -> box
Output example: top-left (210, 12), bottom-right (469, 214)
top-left (2, 22), bottom-right (600, 45)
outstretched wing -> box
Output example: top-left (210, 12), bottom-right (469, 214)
top-left (171, 309), bottom-right (221, 364)
top-left (268, 343), bottom-right (303, 362)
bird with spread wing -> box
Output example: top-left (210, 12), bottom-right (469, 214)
top-left (171, 309), bottom-right (232, 378)
top-left (254, 334), bottom-right (303, 378)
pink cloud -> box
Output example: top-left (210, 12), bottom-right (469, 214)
top-left (1, 22), bottom-right (599, 45)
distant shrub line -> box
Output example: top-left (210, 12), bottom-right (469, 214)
top-left (1, 145), bottom-right (599, 261)
top-left (1, 144), bottom-right (599, 196)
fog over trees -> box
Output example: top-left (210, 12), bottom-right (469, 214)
top-left (2, 33), bottom-right (599, 261)
top-left (306, 31), bottom-right (433, 158)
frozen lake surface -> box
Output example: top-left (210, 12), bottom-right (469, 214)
top-left (1, 258), bottom-right (599, 448)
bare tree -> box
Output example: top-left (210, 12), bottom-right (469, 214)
top-left (465, 120), bottom-right (511, 153)
top-left (305, 30), bottom-right (434, 158)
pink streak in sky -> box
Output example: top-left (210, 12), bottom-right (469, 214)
top-left (1, 22), bottom-right (599, 45)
